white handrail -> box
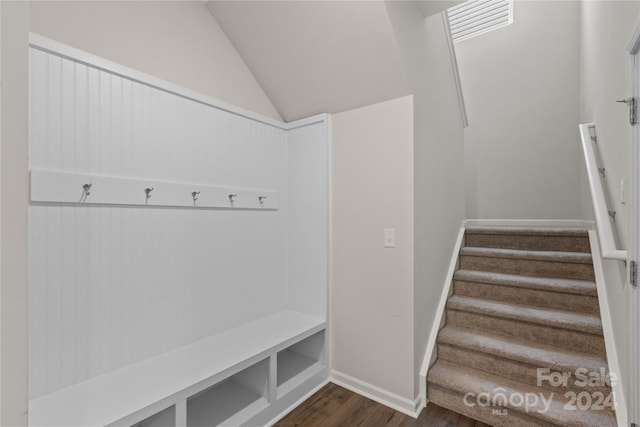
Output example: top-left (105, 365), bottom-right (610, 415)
top-left (579, 123), bottom-right (627, 261)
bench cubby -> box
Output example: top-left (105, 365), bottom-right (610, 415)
top-left (187, 358), bottom-right (269, 427)
top-left (133, 406), bottom-right (175, 427)
top-left (277, 330), bottom-right (325, 398)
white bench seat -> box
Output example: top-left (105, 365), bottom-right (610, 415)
top-left (29, 311), bottom-right (326, 427)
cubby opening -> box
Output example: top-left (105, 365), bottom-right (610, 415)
top-left (277, 330), bottom-right (325, 398)
top-left (132, 406), bottom-right (175, 427)
top-left (187, 358), bottom-right (269, 427)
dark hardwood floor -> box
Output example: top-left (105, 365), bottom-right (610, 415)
top-left (274, 383), bottom-right (491, 427)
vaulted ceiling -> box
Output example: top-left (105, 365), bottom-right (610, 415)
top-left (205, 1), bottom-right (456, 122)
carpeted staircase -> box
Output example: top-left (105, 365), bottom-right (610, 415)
top-left (427, 227), bottom-right (617, 427)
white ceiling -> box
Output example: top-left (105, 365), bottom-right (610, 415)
top-left (415, 1), bottom-right (461, 19)
top-left (206, 1), bottom-right (457, 122)
top-left (206, 1), bottom-right (453, 122)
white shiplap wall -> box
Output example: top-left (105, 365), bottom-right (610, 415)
top-left (286, 124), bottom-right (329, 320)
top-left (28, 47), bottom-right (289, 399)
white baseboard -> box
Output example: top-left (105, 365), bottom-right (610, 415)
top-left (265, 378), bottom-right (330, 426)
top-left (330, 370), bottom-right (422, 418)
top-left (418, 226), bottom-right (466, 413)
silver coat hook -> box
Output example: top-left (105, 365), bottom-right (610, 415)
top-left (258, 196), bottom-right (267, 206)
top-left (192, 191), bottom-right (200, 202)
top-left (80, 183), bottom-right (92, 202)
top-left (229, 194), bottom-right (237, 204)
top-left (145, 187), bottom-right (154, 202)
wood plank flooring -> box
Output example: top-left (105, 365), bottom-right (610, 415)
top-left (274, 383), bottom-right (491, 427)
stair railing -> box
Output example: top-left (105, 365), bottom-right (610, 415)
top-left (579, 123), bottom-right (627, 261)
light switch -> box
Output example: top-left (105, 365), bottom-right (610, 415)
top-left (384, 228), bottom-right (396, 248)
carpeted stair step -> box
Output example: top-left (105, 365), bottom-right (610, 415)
top-left (436, 326), bottom-right (612, 394)
top-left (426, 226), bottom-right (615, 425)
top-left (453, 270), bottom-right (599, 314)
top-left (446, 295), bottom-right (605, 357)
top-left (459, 247), bottom-right (595, 281)
top-left (427, 360), bottom-right (616, 427)
top-left (464, 227), bottom-right (591, 253)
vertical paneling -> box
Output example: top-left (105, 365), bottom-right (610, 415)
top-left (45, 206), bottom-right (62, 391)
top-left (59, 206), bottom-right (76, 391)
top-left (29, 48), bottom-right (288, 398)
top-left (73, 61), bottom-right (91, 385)
top-left (73, 204), bottom-right (90, 385)
top-left (60, 57), bottom-right (77, 393)
top-left (47, 54), bottom-right (62, 170)
top-left (29, 49), bottom-right (46, 171)
top-left (74, 62), bottom-right (89, 175)
top-left (286, 123), bottom-right (329, 319)
top-left (28, 207), bottom-right (47, 398)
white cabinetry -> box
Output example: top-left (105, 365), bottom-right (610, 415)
top-left (27, 34), bottom-right (329, 427)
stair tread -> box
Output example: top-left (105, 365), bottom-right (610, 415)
top-left (428, 360), bottom-right (616, 427)
top-left (438, 325), bottom-right (609, 373)
top-left (465, 226), bottom-right (590, 237)
top-left (447, 295), bottom-right (603, 335)
top-left (460, 247), bottom-right (593, 264)
top-left (454, 269), bottom-right (597, 296)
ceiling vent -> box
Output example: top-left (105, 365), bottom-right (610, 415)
top-left (448, 0), bottom-right (513, 43)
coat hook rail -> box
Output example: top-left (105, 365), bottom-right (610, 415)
top-left (30, 170), bottom-right (278, 210)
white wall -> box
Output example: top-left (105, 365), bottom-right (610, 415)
top-left (412, 11), bottom-right (467, 399)
top-left (579, 0), bottom-right (640, 415)
top-left (384, 3), bottom-right (467, 398)
top-left (331, 96), bottom-right (415, 405)
top-left (0, 1), bottom-right (30, 425)
top-left (29, 1), bottom-right (282, 121)
top-left (457, 0), bottom-right (582, 220)
top-left (28, 46), bottom-right (289, 399)
top-left (580, 1), bottom-right (638, 247)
